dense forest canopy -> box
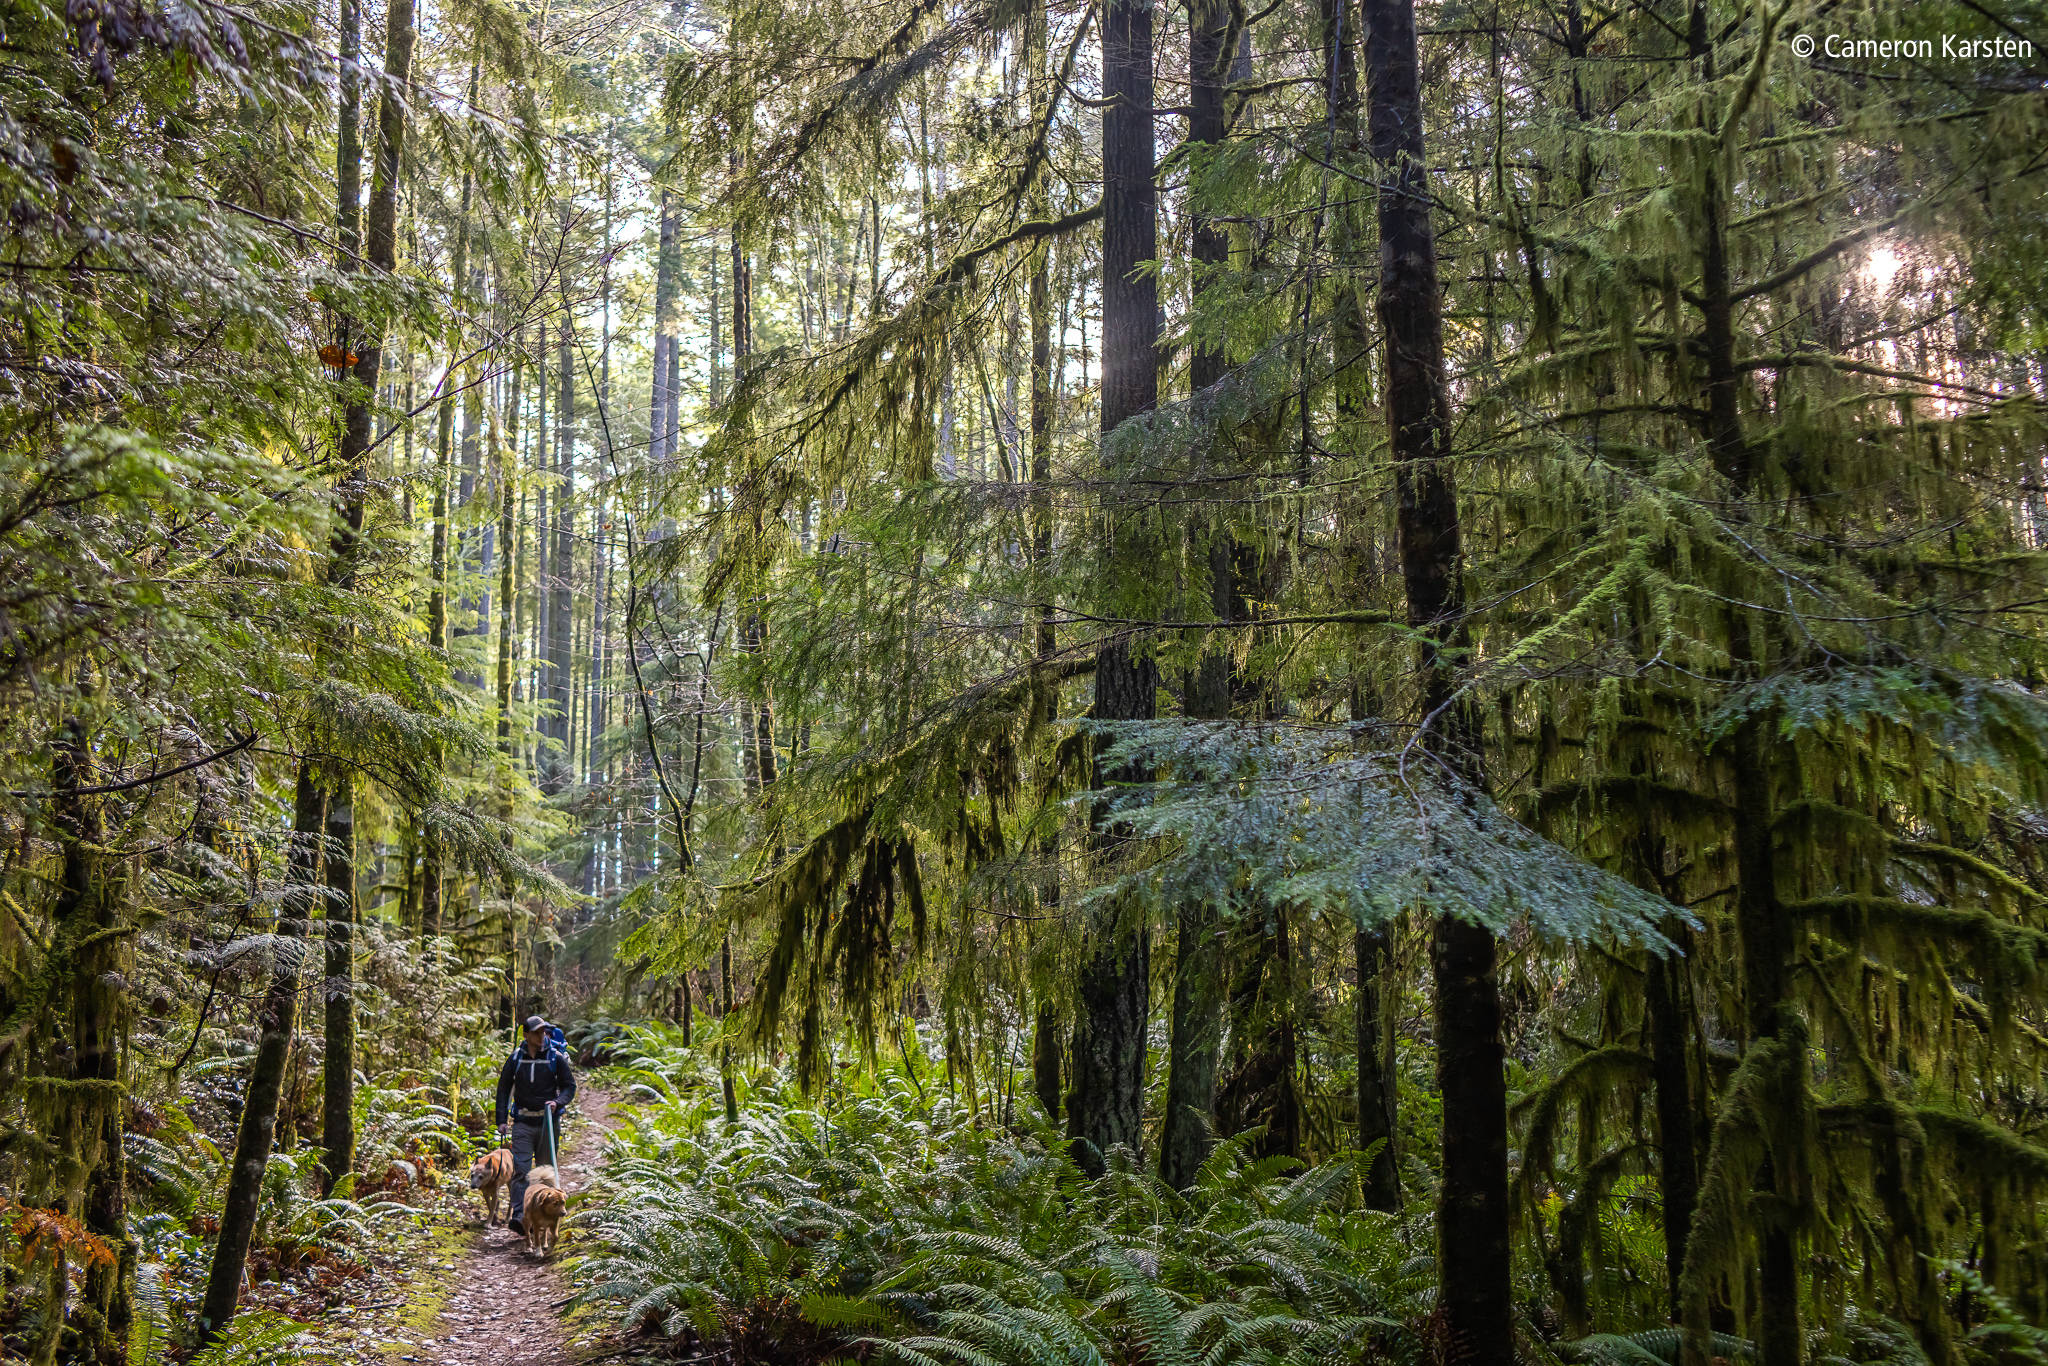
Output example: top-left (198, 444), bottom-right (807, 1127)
top-left (2, 0), bottom-right (2047, 1355)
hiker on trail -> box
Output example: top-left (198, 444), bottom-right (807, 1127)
top-left (495, 1014), bottom-right (576, 1236)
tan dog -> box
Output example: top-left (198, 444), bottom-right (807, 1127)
top-left (521, 1164), bottom-right (568, 1256)
top-left (468, 1148), bottom-right (514, 1226)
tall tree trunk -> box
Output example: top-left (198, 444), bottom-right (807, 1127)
top-left (1021, 0), bottom-right (1066, 1138)
top-left (1069, 0), bottom-right (1159, 1179)
top-left (48, 720), bottom-right (136, 1364)
top-left (422, 93), bottom-right (472, 933)
top-left (1726, 716), bottom-right (1800, 1366)
top-left (318, 0), bottom-right (410, 1198)
top-left (1156, 0), bottom-right (1235, 1196)
top-left (200, 767), bottom-right (323, 1344)
top-left (1669, 16), bottom-right (1799, 1347)
top-left (320, 776), bottom-right (357, 1196)
top-left (1360, 0), bottom-right (1508, 1353)
top-left (1323, 0), bottom-right (1399, 1216)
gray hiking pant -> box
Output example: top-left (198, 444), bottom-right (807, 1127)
top-left (507, 1113), bottom-right (560, 1223)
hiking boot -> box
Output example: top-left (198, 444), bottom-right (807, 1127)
top-left (508, 1218), bottom-right (525, 1236)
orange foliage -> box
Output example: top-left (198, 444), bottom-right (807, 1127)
top-left (318, 343), bottom-right (359, 368)
top-left (0, 1198), bottom-right (115, 1269)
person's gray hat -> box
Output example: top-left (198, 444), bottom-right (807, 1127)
top-left (524, 1015), bottom-right (549, 1033)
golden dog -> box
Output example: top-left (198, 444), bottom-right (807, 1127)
top-left (521, 1164), bottom-right (568, 1256)
top-left (468, 1148), bottom-right (514, 1226)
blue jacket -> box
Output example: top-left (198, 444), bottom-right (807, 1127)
top-left (494, 1041), bottom-right (575, 1125)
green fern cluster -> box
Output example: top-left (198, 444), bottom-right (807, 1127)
top-left (573, 1029), bottom-right (1439, 1364)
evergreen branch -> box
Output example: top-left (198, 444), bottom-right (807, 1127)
top-left (1728, 205), bottom-right (1915, 304)
top-left (1889, 838), bottom-right (2048, 905)
top-left (934, 205), bottom-right (1105, 293)
top-left (1714, 0), bottom-right (1789, 149)
top-left (1058, 608), bottom-right (1394, 631)
top-left (1737, 350), bottom-right (2015, 401)
top-left (6, 729), bottom-right (256, 798)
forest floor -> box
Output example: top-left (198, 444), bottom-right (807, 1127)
top-left (302, 1087), bottom-right (626, 1366)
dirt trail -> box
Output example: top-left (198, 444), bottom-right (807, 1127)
top-left (405, 1087), bottom-right (617, 1366)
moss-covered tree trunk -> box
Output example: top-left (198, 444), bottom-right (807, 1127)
top-left (1674, 38), bottom-right (1802, 1350)
top-left (44, 720), bottom-right (137, 1365)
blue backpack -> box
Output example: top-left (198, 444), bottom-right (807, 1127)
top-left (548, 1024), bottom-right (568, 1060)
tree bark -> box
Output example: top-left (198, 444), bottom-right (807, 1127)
top-left (1359, 0), bottom-right (1509, 1351)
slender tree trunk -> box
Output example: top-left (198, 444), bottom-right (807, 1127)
top-left (650, 191), bottom-right (677, 465)
top-left (708, 241), bottom-right (724, 407)
top-left (1327, 0), bottom-right (1397, 1214)
top-left (1156, 0), bottom-right (1234, 1196)
top-left (1068, 0), bottom-right (1159, 1182)
top-left (422, 115), bottom-right (472, 935)
top-left (1020, 0), bottom-right (1066, 1139)
top-left (200, 767), bottom-right (322, 1344)
top-left (546, 152), bottom-right (577, 795)
top-left (1360, 0), bottom-right (1508, 1351)
top-left (496, 339), bottom-right (521, 1030)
